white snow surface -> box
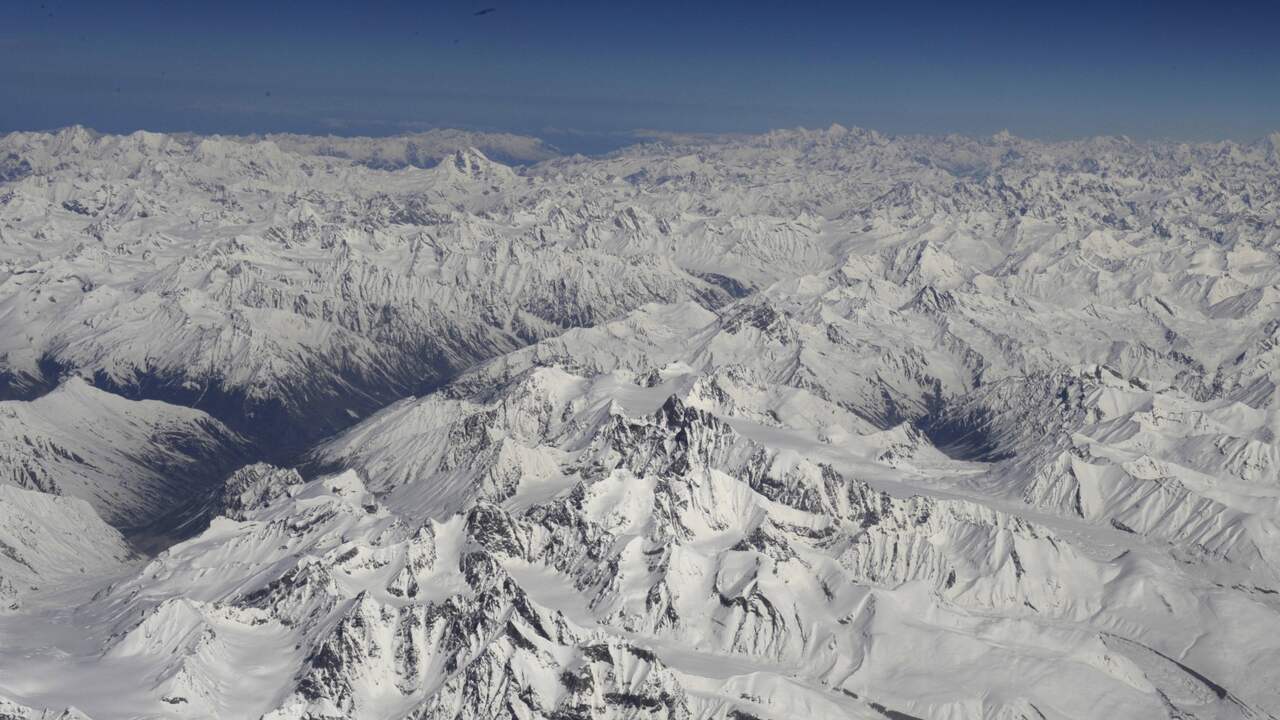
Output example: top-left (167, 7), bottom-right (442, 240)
top-left (1, 125), bottom-right (1280, 719)
top-left (0, 377), bottom-right (246, 528)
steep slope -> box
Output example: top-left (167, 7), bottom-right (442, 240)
top-left (4, 125), bottom-right (1279, 450)
top-left (0, 485), bottom-right (133, 607)
top-left (2, 125), bottom-right (1280, 718)
top-left (6, 369), bottom-right (1277, 718)
top-left (0, 130), bottom-right (733, 449)
top-left (0, 377), bottom-right (248, 529)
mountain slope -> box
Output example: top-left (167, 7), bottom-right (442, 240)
top-left (6, 370), bottom-right (1277, 718)
top-left (2, 125), bottom-right (1280, 719)
top-left (0, 377), bottom-right (248, 529)
top-left (0, 485), bottom-right (133, 607)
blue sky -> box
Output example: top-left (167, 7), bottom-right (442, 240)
top-left (2, 0), bottom-right (1278, 149)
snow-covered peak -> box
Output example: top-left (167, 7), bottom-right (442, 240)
top-left (431, 146), bottom-right (515, 184)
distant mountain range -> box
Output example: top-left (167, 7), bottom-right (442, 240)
top-left (0, 125), bottom-right (1278, 719)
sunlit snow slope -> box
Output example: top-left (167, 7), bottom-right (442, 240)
top-left (1, 126), bottom-right (1280, 719)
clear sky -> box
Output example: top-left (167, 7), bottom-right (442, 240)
top-left (2, 0), bottom-right (1278, 150)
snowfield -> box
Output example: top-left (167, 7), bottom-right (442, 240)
top-left (0, 125), bottom-right (1279, 719)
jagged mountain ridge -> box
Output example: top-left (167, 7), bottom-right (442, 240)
top-left (253, 129), bottom-right (561, 169)
top-left (0, 130), bottom-right (735, 451)
top-left (0, 125), bottom-right (1279, 718)
top-left (5, 366), bottom-right (1277, 718)
top-left (4, 125), bottom-right (1276, 448)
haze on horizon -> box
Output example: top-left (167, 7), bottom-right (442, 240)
top-left (2, 0), bottom-right (1278, 152)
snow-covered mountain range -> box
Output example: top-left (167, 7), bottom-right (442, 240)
top-left (1, 125), bottom-right (1278, 719)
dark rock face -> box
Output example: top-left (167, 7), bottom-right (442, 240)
top-left (0, 153), bottom-right (31, 183)
top-left (219, 464), bottom-right (305, 521)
